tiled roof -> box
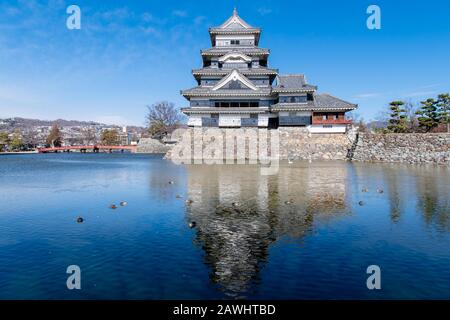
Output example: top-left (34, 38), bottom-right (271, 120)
top-left (201, 47), bottom-right (269, 56)
top-left (182, 107), bottom-right (268, 114)
top-left (271, 94), bottom-right (357, 111)
top-left (314, 93), bottom-right (357, 110)
top-left (270, 102), bottom-right (315, 111)
top-left (192, 67), bottom-right (278, 76)
top-left (209, 28), bottom-right (261, 34)
top-left (272, 74), bottom-right (317, 92)
top-left (181, 86), bottom-right (273, 97)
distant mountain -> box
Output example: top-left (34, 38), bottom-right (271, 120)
top-left (366, 120), bottom-right (388, 129)
top-left (0, 117), bottom-right (106, 128)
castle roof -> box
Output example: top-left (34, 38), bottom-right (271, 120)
top-left (271, 93), bottom-right (357, 111)
top-left (201, 47), bottom-right (269, 57)
top-left (272, 74), bottom-right (317, 93)
top-left (209, 8), bottom-right (261, 45)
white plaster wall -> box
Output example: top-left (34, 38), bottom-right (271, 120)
top-left (258, 114), bottom-right (269, 127)
top-left (216, 35), bottom-right (254, 47)
top-left (308, 124), bottom-right (347, 133)
top-left (188, 114), bottom-right (209, 127)
top-left (278, 111), bottom-right (311, 117)
top-left (219, 114), bottom-right (241, 127)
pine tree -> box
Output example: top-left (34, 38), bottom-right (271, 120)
top-left (437, 93), bottom-right (449, 132)
top-left (387, 101), bottom-right (408, 133)
top-left (416, 98), bottom-right (440, 132)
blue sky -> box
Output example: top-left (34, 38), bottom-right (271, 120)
top-left (1, 0), bottom-right (449, 126)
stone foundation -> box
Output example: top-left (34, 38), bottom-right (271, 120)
top-left (136, 138), bottom-right (171, 154)
top-left (164, 128), bottom-right (449, 164)
top-left (352, 133), bottom-right (450, 164)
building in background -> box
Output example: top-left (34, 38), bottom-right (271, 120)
top-left (181, 9), bottom-right (357, 133)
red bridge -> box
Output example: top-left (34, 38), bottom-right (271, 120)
top-left (37, 145), bottom-right (138, 153)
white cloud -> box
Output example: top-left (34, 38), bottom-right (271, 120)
top-left (402, 90), bottom-right (437, 98)
top-left (258, 7), bottom-right (272, 16)
top-left (194, 16), bottom-right (206, 25)
top-left (101, 7), bottom-right (131, 21)
top-left (353, 93), bottom-right (382, 99)
top-left (173, 10), bottom-right (188, 18)
top-left (95, 115), bottom-right (133, 126)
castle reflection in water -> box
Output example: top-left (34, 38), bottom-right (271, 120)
top-left (184, 162), bottom-right (351, 296)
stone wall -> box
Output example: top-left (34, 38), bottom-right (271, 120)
top-left (164, 127), bottom-right (354, 162)
top-left (278, 127), bottom-right (353, 160)
top-left (352, 133), bottom-right (450, 164)
top-left (136, 138), bottom-right (171, 154)
top-left (164, 128), bottom-right (450, 164)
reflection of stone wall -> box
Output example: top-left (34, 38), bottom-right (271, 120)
top-left (353, 133), bottom-right (450, 164)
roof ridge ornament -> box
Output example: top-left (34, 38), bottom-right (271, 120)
top-left (233, 6), bottom-right (238, 16)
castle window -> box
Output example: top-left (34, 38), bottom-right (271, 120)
top-left (322, 114), bottom-right (327, 120)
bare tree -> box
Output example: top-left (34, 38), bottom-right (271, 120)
top-left (146, 101), bottom-right (183, 140)
top-left (46, 124), bottom-right (63, 147)
top-left (82, 127), bottom-right (97, 145)
top-left (404, 100), bottom-right (419, 132)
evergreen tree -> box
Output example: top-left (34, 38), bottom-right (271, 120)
top-left (437, 93), bottom-right (449, 132)
top-left (46, 124), bottom-right (63, 147)
top-left (416, 98), bottom-right (440, 132)
top-left (387, 101), bottom-right (408, 133)
top-left (9, 129), bottom-right (24, 151)
top-left (101, 129), bottom-right (119, 145)
top-left (0, 131), bottom-right (10, 151)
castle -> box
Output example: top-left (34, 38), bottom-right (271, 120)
top-left (181, 8), bottom-right (357, 133)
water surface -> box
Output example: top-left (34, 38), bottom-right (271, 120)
top-left (0, 153), bottom-right (449, 299)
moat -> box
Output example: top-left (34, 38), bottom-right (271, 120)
top-left (0, 153), bottom-right (449, 299)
